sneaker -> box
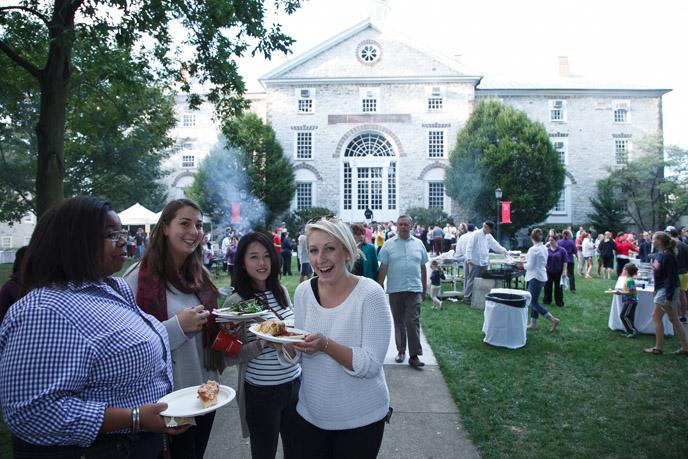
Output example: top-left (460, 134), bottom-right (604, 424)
top-left (625, 332), bottom-right (638, 338)
top-left (394, 352), bottom-right (405, 363)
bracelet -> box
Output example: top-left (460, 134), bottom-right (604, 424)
top-left (132, 407), bottom-right (140, 433)
top-left (322, 336), bottom-right (329, 353)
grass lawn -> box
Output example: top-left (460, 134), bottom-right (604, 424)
top-left (422, 272), bottom-right (688, 458)
top-left (1, 258), bottom-right (686, 458)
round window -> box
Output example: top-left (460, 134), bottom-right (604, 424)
top-left (357, 41), bottom-right (381, 65)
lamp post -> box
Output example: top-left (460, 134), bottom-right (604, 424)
top-left (495, 187), bottom-right (503, 243)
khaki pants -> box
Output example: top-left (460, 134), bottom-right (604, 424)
top-left (389, 292), bottom-right (423, 356)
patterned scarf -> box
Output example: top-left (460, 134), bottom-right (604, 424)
top-left (136, 259), bottom-right (224, 372)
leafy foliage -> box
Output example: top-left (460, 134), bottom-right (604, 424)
top-left (223, 113), bottom-right (295, 226)
top-left (405, 207), bottom-right (454, 227)
top-left (587, 177), bottom-right (630, 234)
top-left (283, 206), bottom-right (337, 240)
top-left (445, 99), bottom-right (565, 233)
top-left (607, 135), bottom-right (688, 231)
top-left (0, 0), bottom-right (301, 215)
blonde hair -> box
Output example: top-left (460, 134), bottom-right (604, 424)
top-left (306, 218), bottom-right (360, 271)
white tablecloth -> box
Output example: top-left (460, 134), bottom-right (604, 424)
top-left (607, 277), bottom-right (674, 336)
top-left (482, 288), bottom-right (531, 349)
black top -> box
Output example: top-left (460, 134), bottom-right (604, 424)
top-left (675, 240), bottom-right (688, 274)
top-left (654, 250), bottom-right (679, 300)
top-left (597, 239), bottom-right (616, 258)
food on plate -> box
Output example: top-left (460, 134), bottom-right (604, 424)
top-left (257, 319), bottom-right (287, 336)
top-left (197, 380), bottom-right (220, 408)
top-left (215, 298), bottom-right (263, 314)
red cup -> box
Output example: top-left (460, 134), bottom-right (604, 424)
top-left (212, 328), bottom-right (242, 355)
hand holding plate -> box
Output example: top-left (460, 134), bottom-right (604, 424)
top-left (140, 403), bottom-right (191, 435)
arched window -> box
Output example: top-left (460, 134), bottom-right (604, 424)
top-left (344, 133), bottom-right (395, 158)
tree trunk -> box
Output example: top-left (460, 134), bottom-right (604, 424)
top-left (35, 1), bottom-right (75, 217)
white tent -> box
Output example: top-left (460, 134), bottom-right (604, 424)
top-left (119, 203), bottom-right (160, 232)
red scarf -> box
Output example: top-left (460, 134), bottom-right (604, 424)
top-left (136, 259), bottom-right (223, 372)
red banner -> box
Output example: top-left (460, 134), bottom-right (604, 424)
top-left (501, 201), bottom-right (511, 224)
top-left (231, 202), bottom-right (240, 224)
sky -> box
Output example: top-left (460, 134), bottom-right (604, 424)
top-left (237, 0), bottom-right (688, 148)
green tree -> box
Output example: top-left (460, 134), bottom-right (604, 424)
top-left (445, 99), bottom-right (565, 233)
top-left (223, 113), bottom-right (295, 226)
top-left (284, 206), bottom-right (337, 241)
top-left (0, 0), bottom-right (300, 217)
top-left (0, 28), bottom-right (175, 220)
top-left (405, 207), bottom-right (453, 228)
top-left (587, 177), bottom-right (630, 234)
top-left (186, 136), bottom-right (267, 231)
top-left (608, 135), bottom-right (688, 231)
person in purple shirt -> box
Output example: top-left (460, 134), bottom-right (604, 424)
top-left (543, 237), bottom-right (568, 308)
top-left (0, 246), bottom-right (27, 324)
top-left (558, 230), bottom-right (578, 294)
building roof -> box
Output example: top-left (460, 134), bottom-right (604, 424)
top-left (478, 75), bottom-right (671, 96)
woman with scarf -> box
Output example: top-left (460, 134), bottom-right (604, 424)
top-left (125, 199), bottom-right (224, 459)
top-left (223, 231), bottom-right (301, 459)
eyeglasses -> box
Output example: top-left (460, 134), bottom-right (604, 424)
top-left (104, 230), bottom-right (129, 245)
top-left (307, 215), bottom-right (338, 224)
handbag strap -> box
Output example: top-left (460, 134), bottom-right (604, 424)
top-left (310, 276), bottom-right (321, 305)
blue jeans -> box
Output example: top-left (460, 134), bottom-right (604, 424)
top-left (527, 279), bottom-right (548, 319)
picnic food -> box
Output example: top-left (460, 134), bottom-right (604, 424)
top-left (257, 319), bottom-right (286, 336)
top-left (215, 298), bottom-right (263, 314)
top-left (197, 380), bottom-right (220, 408)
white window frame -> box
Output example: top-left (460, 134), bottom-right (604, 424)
top-left (426, 181), bottom-right (445, 210)
top-left (426, 86), bottom-right (445, 112)
top-left (426, 129), bottom-right (447, 158)
top-left (613, 100), bottom-right (631, 124)
top-left (294, 131), bottom-right (313, 160)
top-left (549, 99), bottom-right (567, 122)
top-left (360, 88), bottom-right (380, 113)
top-left (296, 88), bottom-right (315, 114)
top-left (181, 154), bottom-right (195, 168)
top-left (181, 113), bottom-right (197, 127)
top-left (615, 139), bottom-right (630, 165)
top-left (551, 138), bottom-right (568, 165)
top-left (1, 236), bottom-right (11, 249)
top-left (295, 181), bottom-right (314, 211)
top-left (21, 213), bottom-right (35, 224)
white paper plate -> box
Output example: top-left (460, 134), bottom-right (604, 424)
top-left (212, 310), bottom-right (269, 320)
top-left (248, 323), bottom-right (309, 343)
top-left (158, 385), bottom-right (235, 417)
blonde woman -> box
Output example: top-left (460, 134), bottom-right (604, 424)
top-left (286, 216), bottom-right (392, 458)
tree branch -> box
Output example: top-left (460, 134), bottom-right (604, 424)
top-left (0, 39), bottom-right (40, 78)
top-left (0, 5), bottom-right (50, 25)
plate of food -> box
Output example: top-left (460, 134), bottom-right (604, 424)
top-left (159, 380), bottom-right (235, 417)
top-left (213, 299), bottom-right (268, 320)
top-left (249, 319), bottom-right (309, 343)
top-left (605, 289), bottom-right (619, 294)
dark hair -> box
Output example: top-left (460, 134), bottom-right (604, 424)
top-left (531, 228), bottom-right (543, 242)
top-left (623, 262), bottom-right (639, 276)
top-left (350, 223), bottom-right (365, 236)
top-left (653, 231), bottom-right (676, 252)
top-left (232, 232), bottom-right (289, 308)
top-left (21, 196), bottom-right (113, 294)
top-left (142, 199), bottom-right (212, 292)
top-left (12, 246), bottom-right (27, 274)
top-left (484, 220), bottom-right (495, 230)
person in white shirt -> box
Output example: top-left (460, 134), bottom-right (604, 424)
top-left (463, 221), bottom-right (508, 304)
top-left (517, 228), bottom-right (560, 331)
top-left (453, 223), bottom-right (476, 278)
top-left (220, 228), bottom-right (231, 272)
top-left (582, 234), bottom-right (596, 279)
top-left (297, 227), bottom-right (313, 283)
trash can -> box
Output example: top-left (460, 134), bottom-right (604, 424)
top-left (482, 290), bottom-right (529, 349)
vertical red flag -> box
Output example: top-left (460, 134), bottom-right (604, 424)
top-left (231, 202), bottom-right (240, 224)
top-left (501, 201), bottom-right (511, 224)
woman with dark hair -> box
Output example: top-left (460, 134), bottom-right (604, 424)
top-left (644, 231), bottom-right (688, 355)
top-left (223, 231), bottom-right (301, 459)
top-left (0, 196), bottom-right (181, 457)
top-left (0, 246), bottom-right (27, 323)
top-left (124, 198), bottom-right (222, 459)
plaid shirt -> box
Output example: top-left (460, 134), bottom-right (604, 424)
top-left (0, 277), bottom-right (173, 447)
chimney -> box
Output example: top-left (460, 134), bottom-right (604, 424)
top-left (558, 56), bottom-right (570, 78)
top-left (368, 0), bottom-right (391, 22)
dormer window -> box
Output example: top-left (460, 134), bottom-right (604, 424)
top-left (296, 88), bottom-right (315, 113)
top-left (427, 86), bottom-right (444, 111)
top-left (360, 88), bottom-right (380, 113)
top-left (613, 100), bottom-right (630, 123)
top-left (549, 99), bottom-right (567, 122)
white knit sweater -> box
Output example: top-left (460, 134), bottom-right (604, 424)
top-left (293, 276), bottom-right (392, 430)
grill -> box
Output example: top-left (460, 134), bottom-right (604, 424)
top-left (480, 266), bottom-right (525, 289)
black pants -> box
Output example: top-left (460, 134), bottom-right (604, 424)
top-left (620, 299), bottom-right (638, 333)
top-left (12, 433), bottom-right (162, 459)
top-left (566, 260), bottom-right (576, 292)
top-left (616, 257), bottom-right (629, 277)
top-left (245, 378), bottom-right (300, 459)
top-left (169, 411), bottom-right (215, 459)
top-left (294, 413), bottom-right (386, 459)
top-left (543, 271), bottom-right (565, 307)
top-left (281, 251), bottom-right (292, 276)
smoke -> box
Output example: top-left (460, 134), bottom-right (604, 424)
top-left (193, 134), bottom-right (267, 235)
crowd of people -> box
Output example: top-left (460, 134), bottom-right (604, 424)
top-left (2, 198), bottom-right (688, 458)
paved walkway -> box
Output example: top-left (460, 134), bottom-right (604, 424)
top-left (205, 323), bottom-right (479, 458)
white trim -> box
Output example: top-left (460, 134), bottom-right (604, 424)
top-left (360, 87), bottom-right (380, 113)
top-left (550, 182), bottom-right (570, 216)
top-left (264, 76), bottom-right (481, 86)
top-left (295, 87), bottom-right (316, 114)
top-left (612, 100), bottom-right (631, 124)
top-left (614, 138), bottom-right (631, 165)
top-left (426, 129), bottom-right (447, 159)
top-left (294, 181), bottom-right (315, 211)
top-left (1, 236), bottom-right (12, 249)
top-left (478, 88), bottom-right (671, 97)
top-left (294, 131), bottom-right (314, 160)
top-left (551, 138), bottom-right (568, 165)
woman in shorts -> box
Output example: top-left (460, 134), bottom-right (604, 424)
top-left (644, 231), bottom-right (688, 355)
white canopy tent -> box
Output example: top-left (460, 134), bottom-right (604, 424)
top-left (118, 203), bottom-right (160, 233)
